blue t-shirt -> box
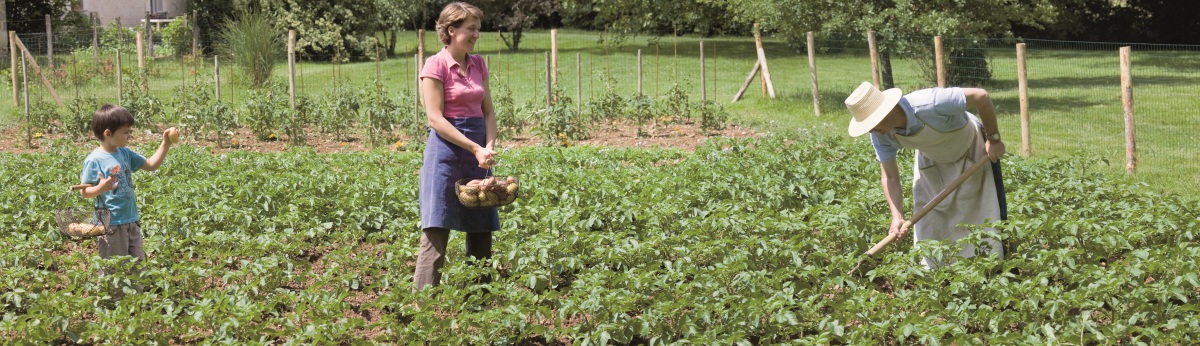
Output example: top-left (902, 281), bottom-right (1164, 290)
top-left (80, 147), bottom-right (146, 225)
top-left (870, 87), bottom-right (971, 163)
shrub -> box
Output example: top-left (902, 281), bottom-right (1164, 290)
top-left (217, 12), bottom-right (282, 87)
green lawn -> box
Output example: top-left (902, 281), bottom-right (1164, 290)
top-left (3, 30), bottom-right (1197, 193)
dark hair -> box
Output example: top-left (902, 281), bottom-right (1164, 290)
top-left (435, 2), bottom-right (484, 45)
top-left (91, 104), bottom-right (136, 140)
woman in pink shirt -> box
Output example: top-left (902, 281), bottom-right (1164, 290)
top-left (414, 2), bottom-right (500, 290)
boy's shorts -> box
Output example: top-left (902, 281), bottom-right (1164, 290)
top-left (97, 222), bottom-right (144, 262)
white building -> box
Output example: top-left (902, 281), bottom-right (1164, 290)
top-left (75, 0), bottom-right (187, 27)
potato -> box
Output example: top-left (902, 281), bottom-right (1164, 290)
top-left (503, 192), bottom-right (517, 204)
top-left (459, 191), bottom-right (479, 203)
top-left (166, 128), bottom-right (180, 144)
top-left (461, 185), bottom-right (481, 195)
top-left (505, 182), bottom-right (518, 195)
top-left (68, 223), bottom-right (105, 237)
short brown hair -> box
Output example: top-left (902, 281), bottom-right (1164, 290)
top-left (91, 104), bottom-right (135, 140)
top-left (435, 2), bottom-right (484, 45)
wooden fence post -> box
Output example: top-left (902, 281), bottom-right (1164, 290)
top-left (935, 36), bottom-right (946, 87)
top-left (46, 15), bottom-right (53, 69)
top-left (192, 10), bottom-right (199, 58)
top-left (696, 40), bottom-right (700, 102)
top-left (92, 13), bottom-right (99, 67)
top-left (576, 52), bottom-right (581, 114)
top-left (288, 30), bottom-right (296, 109)
top-left (807, 31), bottom-right (820, 117)
top-left (414, 53), bottom-right (421, 121)
top-left (117, 47), bottom-right (122, 104)
top-left (551, 29), bottom-right (558, 88)
top-left (21, 52), bottom-right (28, 147)
top-left (868, 31), bottom-right (879, 88)
top-left (753, 23), bottom-right (775, 98)
top-left (1120, 46), bottom-right (1136, 175)
top-left (637, 49), bottom-right (642, 95)
top-left (136, 31), bottom-right (145, 69)
top-left (214, 55), bottom-right (220, 101)
top-left (144, 11), bottom-right (153, 57)
top-left (1016, 43), bottom-right (1030, 157)
top-left (9, 31), bottom-right (16, 106)
top-left (417, 29), bottom-right (425, 70)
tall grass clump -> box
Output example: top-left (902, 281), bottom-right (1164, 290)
top-left (218, 13), bottom-right (282, 87)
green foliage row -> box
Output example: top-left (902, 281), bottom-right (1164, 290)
top-left (1, 132), bottom-right (1198, 343)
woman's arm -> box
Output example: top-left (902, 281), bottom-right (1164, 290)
top-left (881, 160), bottom-right (908, 237)
top-left (421, 77), bottom-right (497, 167)
top-left (963, 88), bottom-right (1005, 161)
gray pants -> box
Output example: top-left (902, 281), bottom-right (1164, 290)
top-left (97, 222), bottom-right (144, 265)
top-left (412, 228), bottom-right (492, 291)
top-left (97, 222), bottom-right (145, 294)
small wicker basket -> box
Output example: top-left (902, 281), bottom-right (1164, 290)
top-left (455, 176), bottom-right (520, 208)
top-left (54, 184), bottom-right (113, 238)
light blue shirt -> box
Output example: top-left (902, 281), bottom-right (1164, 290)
top-left (80, 147), bottom-right (146, 225)
top-left (870, 87), bottom-right (971, 162)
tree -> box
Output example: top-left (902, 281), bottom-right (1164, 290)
top-left (715, 0), bottom-right (1061, 87)
top-left (554, 0), bottom-right (744, 47)
top-left (475, 0), bottom-right (558, 51)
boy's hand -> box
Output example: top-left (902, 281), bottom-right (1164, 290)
top-left (163, 127), bottom-right (179, 146)
top-left (97, 172), bottom-right (118, 192)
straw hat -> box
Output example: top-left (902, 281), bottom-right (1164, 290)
top-left (844, 82), bottom-right (902, 137)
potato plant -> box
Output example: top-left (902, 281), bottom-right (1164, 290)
top-left (1, 132), bottom-right (1198, 344)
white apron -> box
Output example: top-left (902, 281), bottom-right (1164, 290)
top-left (894, 113), bottom-right (1003, 268)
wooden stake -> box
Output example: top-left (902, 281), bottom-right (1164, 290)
top-left (753, 24), bottom-right (776, 98)
top-left (11, 35), bottom-right (63, 107)
top-left (935, 36), bottom-right (946, 87)
top-left (732, 60), bottom-right (761, 103)
top-left (807, 31), bottom-right (820, 117)
top-left (1120, 46), bottom-right (1136, 175)
top-left (1016, 43), bottom-right (1030, 157)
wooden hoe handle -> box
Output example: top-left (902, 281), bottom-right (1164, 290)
top-left (862, 158), bottom-right (992, 257)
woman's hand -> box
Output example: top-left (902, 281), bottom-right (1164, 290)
top-left (474, 146), bottom-right (497, 169)
top-left (986, 139), bottom-right (1006, 162)
top-left (889, 217), bottom-right (908, 239)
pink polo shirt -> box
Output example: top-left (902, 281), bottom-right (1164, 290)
top-left (420, 48), bottom-right (488, 118)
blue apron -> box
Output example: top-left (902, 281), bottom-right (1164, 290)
top-left (418, 117), bottom-right (500, 233)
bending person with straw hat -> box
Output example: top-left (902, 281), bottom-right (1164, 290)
top-left (844, 82), bottom-right (1007, 268)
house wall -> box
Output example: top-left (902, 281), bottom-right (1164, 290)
top-left (82, 0), bottom-right (187, 27)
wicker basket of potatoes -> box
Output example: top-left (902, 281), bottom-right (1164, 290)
top-left (455, 176), bottom-right (520, 208)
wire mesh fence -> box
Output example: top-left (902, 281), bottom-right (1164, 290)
top-left (3, 28), bottom-right (1197, 187)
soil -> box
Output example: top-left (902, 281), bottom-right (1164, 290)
top-left (0, 120), bottom-right (761, 154)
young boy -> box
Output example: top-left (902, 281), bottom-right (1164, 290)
top-left (78, 104), bottom-right (175, 280)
